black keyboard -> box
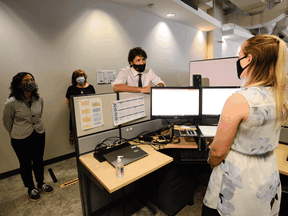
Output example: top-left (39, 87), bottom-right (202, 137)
top-left (179, 149), bottom-right (209, 161)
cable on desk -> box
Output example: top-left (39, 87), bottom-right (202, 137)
top-left (131, 140), bottom-right (166, 150)
top-left (124, 124), bottom-right (180, 151)
top-left (94, 137), bottom-right (129, 151)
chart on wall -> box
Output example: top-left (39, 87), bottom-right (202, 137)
top-left (78, 97), bottom-right (104, 130)
top-left (112, 96), bottom-right (146, 126)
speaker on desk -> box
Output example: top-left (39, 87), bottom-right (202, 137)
top-left (193, 74), bottom-right (202, 88)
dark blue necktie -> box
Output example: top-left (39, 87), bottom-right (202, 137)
top-left (138, 74), bottom-right (142, 87)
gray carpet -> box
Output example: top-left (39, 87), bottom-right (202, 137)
top-left (0, 157), bottom-right (210, 216)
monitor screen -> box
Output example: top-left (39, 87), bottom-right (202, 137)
top-left (202, 86), bottom-right (240, 116)
top-left (151, 87), bottom-right (200, 119)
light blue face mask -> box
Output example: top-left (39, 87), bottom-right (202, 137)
top-left (76, 77), bottom-right (85, 84)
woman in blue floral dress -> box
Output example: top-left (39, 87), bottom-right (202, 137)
top-left (202, 35), bottom-right (288, 216)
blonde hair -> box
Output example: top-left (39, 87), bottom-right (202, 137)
top-left (243, 34), bottom-right (288, 127)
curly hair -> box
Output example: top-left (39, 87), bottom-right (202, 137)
top-left (128, 47), bottom-right (147, 66)
top-left (71, 69), bottom-right (87, 85)
top-left (9, 72), bottom-right (39, 101)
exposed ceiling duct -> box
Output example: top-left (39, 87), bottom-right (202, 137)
top-left (218, 0), bottom-right (250, 16)
top-left (229, 0), bottom-right (267, 15)
top-left (263, 22), bottom-right (277, 34)
top-left (222, 0), bottom-right (288, 42)
top-left (275, 17), bottom-right (288, 39)
top-left (222, 23), bottom-right (254, 42)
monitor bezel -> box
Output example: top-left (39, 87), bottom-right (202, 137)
top-left (150, 86), bottom-right (201, 120)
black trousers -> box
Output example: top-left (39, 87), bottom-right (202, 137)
top-left (201, 204), bottom-right (221, 216)
top-left (11, 130), bottom-right (45, 189)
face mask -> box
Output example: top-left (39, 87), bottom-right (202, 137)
top-left (133, 64), bottom-right (146, 73)
top-left (76, 77), bottom-right (85, 84)
top-left (236, 55), bottom-right (249, 79)
top-left (20, 82), bottom-right (36, 92)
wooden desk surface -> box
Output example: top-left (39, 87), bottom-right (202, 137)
top-left (276, 143), bottom-right (288, 176)
top-left (79, 145), bottom-right (173, 193)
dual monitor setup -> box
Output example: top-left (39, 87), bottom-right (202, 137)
top-left (150, 86), bottom-right (240, 120)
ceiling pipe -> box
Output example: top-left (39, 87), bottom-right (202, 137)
top-left (218, 0), bottom-right (249, 16)
top-left (263, 22), bottom-right (277, 34)
top-left (276, 17), bottom-right (288, 38)
top-left (224, 0), bottom-right (288, 29)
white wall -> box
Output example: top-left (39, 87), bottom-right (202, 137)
top-left (222, 39), bottom-right (242, 57)
top-left (0, 0), bottom-right (207, 174)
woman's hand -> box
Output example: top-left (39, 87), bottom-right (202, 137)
top-left (207, 158), bottom-right (215, 169)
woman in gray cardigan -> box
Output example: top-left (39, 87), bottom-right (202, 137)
top-left (3, 72), bottom-right (53, 201)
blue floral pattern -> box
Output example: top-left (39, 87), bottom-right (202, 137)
top-left (217, 160), bottom-right (243, 216)
top-left (250, 137), bottom-right (273, 154)
top-left (256, 171), bottom-right (280, 207)
top-left (250, 106), bottom-right (272, 126)
top-left (203, 87), bottom-right (281, 216)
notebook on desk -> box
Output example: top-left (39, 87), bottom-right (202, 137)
top-left (198, 125), bottom-right (217, 137)
top-left (103, 144), bottom-right (148, 167)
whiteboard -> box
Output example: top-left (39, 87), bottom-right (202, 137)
top-left (189, 57), bottom-right (242, 86)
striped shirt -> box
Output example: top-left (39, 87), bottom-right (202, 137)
top-left (3, 96), bottom-right (45, 139)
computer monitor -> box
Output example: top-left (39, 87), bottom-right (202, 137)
top-left (202, 86), bottom-right (240, 116)
top-left (150, 87), bottom-right (200, 119)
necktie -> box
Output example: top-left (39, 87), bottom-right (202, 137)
top-left (138, 74), bottom-right (142, 87)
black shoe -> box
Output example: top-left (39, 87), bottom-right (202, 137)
top-left (38, 183), bottom-right (53, 193)
top-left (29, 189), bottom-right (41, 201)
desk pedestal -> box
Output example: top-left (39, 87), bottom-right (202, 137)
top-left (142, 163), bottom-right (197, 216)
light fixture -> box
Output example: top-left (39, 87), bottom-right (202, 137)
top-left (147, 4), bottom-right (156, 9)
top-left (167, 13), bottom-right (176, 18)
top-left (199, 26), bottom-right (214, 32)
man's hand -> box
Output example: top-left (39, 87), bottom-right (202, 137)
top-left (140, 85), bottom-right (154, 93)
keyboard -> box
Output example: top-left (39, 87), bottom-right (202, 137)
top-left (178, 149), bottom-right (209, 162)
top-left (176, 129), bottom-right (197, 137)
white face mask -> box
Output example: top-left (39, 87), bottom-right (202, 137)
top-left (76, 77), bottom-right (85, 84)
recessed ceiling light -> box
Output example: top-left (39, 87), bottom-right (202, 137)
top-left (167, 13), bottom-right (176, 18)
top-left (148, 4), bottom-right (156, 9)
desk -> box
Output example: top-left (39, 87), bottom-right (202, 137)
top-left (164, 137), bottom-right (213, 149)
top-left (78, 144), bottom-right (173, 215)
top-left (276, 143), bottom-right (288, 176)
top-left (79, 145), bottom-right (173, 193)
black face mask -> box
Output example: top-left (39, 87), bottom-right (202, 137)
top-left (20, 82), bottom-right (36, 92)
top-left (133, 64), bottom-right (146, 73)
top-left (236, 55), bottom-right (249, 79)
